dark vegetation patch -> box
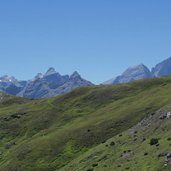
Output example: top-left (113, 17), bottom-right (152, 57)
top-left (150, 138), bottom-right (159, 146)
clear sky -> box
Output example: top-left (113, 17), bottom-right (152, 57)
top-left (0, 0), bottom-right (171, 84)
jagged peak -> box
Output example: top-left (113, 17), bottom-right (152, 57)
top-left (0, 75), bottom-right (18, 83)
top-left (44, 67), bottom-right (59, 77)
top-left (155, 56), bottom-right (171, 66)
top-left (123, 64), bottom-right (150, 74)
top-left (127, 64), bottom-right (148, 70)
top-left (31, 73), bottom-right (43, 81)
top-left (162, 56), bottom-right (171, 62)
top-left (151, 56), bottom-right (171, 77)
top-left (70, 71), bottom-right (81, 79)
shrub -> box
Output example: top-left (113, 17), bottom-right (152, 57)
top-left (87, 168), bottom-right (93, 171)
top-left (92, 163), bottom-right (98, 167)
top-left (110, 141), bottom-right (115, 146)
top-left (167, 137), bottom-right (171, 141)
top-left (142, 137), bottom-right (146, 142)
top-left (150, 138), bottom-right (158, 145)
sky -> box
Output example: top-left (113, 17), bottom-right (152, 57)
top-left (0, 0), bottom-right (171, 84)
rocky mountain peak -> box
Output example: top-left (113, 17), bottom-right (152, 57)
top-left (32, 73), bottom-right (43, 81)
top-left (0, 67), bottom-right (93, 98)
top-left (151, 57), bottom-right (171, 77)
top-left (70, 71), bottom-right (81, 79)
top-left (104, 64), bottom-right (152, 85)
top-left (44, 67), bottom-right (57, 77)
top-left (0, 75), bottom-right (18, 83)
top-left (122, 64), bottom-right (151, 76)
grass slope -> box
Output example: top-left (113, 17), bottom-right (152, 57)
top-left (0, 77), bottom-right (171, 170)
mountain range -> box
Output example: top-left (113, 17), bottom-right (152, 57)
top-left (0, 68), bottom-right (93, 98)
top-left (104, 56), bottom-right (171, 85)
top-left (1, 57), bottom-right (171, 98)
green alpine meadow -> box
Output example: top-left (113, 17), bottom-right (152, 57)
top-left (1, 1), bottom-right (171, 171)
top-left (1, 76), bottom-right (171, 171)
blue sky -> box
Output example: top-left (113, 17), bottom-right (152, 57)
top-left (0, 0), bottom-right (171, 84)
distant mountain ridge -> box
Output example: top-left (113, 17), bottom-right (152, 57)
top-left (0, 68), bottom-right (93, 98)
top-left (151, 57), bottom-right (171, 77)
top-left (110, 64), bottom-right (151, 84)
top-left (0, 75), bottom-right (27, 96)
top-left (104, 56), bottom-right (171, 85)
top-left (1, 57), bottom-right (171, 98)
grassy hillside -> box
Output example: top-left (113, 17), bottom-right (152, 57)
top-left (61, 101), bottom-right (171, 171)
top-left (1, 77), bottom-right (171, 171)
